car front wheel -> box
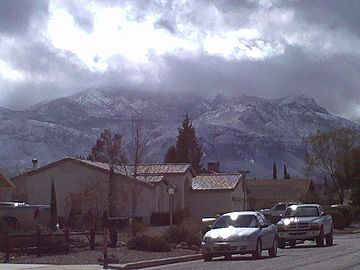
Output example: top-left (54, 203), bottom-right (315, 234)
top-left (278, 238), bottom-right (286, 249)
top-left (203, 254), bottom-right (212, 262)
top-left (326, 228), bottom-right (333, 246)
top-left (268, 237), bottom-right (278, 257)
top-left (316, 227), bottom-right (324, 247)
top-left (252, 239), bottom-right (262, 259)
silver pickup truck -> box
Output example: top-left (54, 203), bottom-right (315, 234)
top-left (277, 204), bottom-right (333, 248)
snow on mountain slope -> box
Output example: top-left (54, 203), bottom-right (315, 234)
top-left (0, 88), bottom-right (359, 178)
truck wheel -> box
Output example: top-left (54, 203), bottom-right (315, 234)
top-left (316, 227), bottom-right (324, 247)
top-left (252, 239), bottom-right (262, 259)
top-left (268, 238), bottom-right (278, 257)
top-left (224, 253), bottom-right (232, 260)
top-left (203, 254), bottom-right (212, 262)
top-left (289, 239), bottom-right (296, 248)
top-left (326, 229), bottom-right (333, 246)
top-left (278, 238), bottom-right (286, 249)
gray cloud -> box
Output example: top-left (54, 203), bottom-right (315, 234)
top-left (0, 0), bottom-right (48, 35)
top-left (1, 0), bottom-right (360, 121)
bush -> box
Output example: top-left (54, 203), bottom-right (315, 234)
top-left (163, 218), bottom-right (202, 247)
top-left (327, 209), bottom-right (346, 230)
top-left (129, 220), bottom-right (147, 237)
top-left (351, 205), bottom-right (360, 221)
top-left (337, 206), bottom-right (353, 227)
top-left (127, 235), bottom-right (171, 252)
top-left (150, 212), bottom-right (170, 226)
top-left (173, 209), bottom-right (190, 225)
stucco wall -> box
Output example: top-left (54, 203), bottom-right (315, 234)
top-left (188, 183), bottom-right (246, 218)
top-left (11, 160), bottom-right (156, 221)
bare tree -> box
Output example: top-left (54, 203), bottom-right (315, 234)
top-left (124, 118), bottom-right (156, 217)
top-left (88, 129), bottom-right (127, 217)
top-left (304, 128), bottom-right (359, 204)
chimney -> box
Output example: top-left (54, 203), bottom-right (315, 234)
top-left (32, 159), bottom-right (39, 169)
top-left (207, 161), bottom-right (220, 173)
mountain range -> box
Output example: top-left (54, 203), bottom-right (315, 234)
top-left (0, 88), bottom-right (358, 178)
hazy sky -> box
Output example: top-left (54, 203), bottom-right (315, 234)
top-left (0, 0), bottom-right (360, 120)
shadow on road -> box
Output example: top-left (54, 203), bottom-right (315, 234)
top-left (212, 255), bottom-right (276, 262)
top-left (283, 243), bottom-right (338, 249)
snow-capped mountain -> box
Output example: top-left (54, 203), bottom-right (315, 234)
top-left (0, 88), bottom-right (358, 178)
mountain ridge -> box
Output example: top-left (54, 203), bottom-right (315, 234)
top-left (0, 88), bottom-right (358, 178)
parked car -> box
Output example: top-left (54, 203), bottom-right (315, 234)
top-left (201, 211), bottom-right (278, 261)
top-left (0, 201), bottom-right (51, 231)
top-left (277, 204), bottom-right (333, 248)
top-left (260, 202), bottom-right (301, 223)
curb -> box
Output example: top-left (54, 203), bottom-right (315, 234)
top-left (109, 254), bottom-right (203, 270)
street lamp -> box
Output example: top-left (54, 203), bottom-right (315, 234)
top-left (167, 186), bottom-right (176, 231)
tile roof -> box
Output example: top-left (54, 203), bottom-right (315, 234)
top-left (246, 179), bottom-right (313, 199)
top-left (192, 174), bottom-right (243, 190)
top-left (0, 172), bottom-right (15, 188)
top-left (75, 159), bottom-right (188, 183)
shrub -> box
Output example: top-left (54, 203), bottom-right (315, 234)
top-left (130, 220), bottom-right (147, 237)
top-left (163, 218), bottom-right (202, 247)
top-left (337, 206), bottom-right (352, 227)
top-left (351, 205), bottom-right (360, 221)
top-left (127, 235), bottom-right (171, 252)
top-left (150, 212), bottom-right (170, 226)
top-left (327, 209), bottom-right (346, 230)
top-left (173, 209), bottom-right (190, 225)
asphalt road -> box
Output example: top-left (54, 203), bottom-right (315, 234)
top-left (148, 234), bottom-right (360, 270)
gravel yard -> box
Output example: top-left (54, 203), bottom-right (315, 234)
top-left (0, 226), bottom-right (200, 265)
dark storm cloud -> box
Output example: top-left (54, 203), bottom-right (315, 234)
top-left (1, 0), bottom-right (360, 121)
top-left (0, 0), bottom-right (48, 35)
top-left (287, 0), bottom-right (360, 36)
top-left (158, 47), bottom-right (360, 118)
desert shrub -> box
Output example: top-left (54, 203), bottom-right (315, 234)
top-left (337, 206), bottom-right (352, 227)
top-left (150, 212), bottom-right (170, 226)
top-left (173, 209), bottom-right (190, 225)
top-left (127, 235), bottom-right (171, 252)
top-left (327, 209), bottom-right (346, 230)
top-left (351, 205), bottom-right (360, 221)
top-left (164, 217), bottom-right (202, 247)
top-left (130, 220), bottom-right (147, 237)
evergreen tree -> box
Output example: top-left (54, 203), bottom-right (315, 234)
top-left (273, 162), bottom-right (277, 180)
top-left (164, 114), bottom-right (203, 172)
top-left (284, 164), bottom-right (290, 179)
top-left (49, 180), bottom-right (58, 230)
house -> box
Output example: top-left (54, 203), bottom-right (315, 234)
top-left (10, 158), bottom-right (195, 223)
top-left (0, 172), bottom-right (15, 201)
top-left (10, 157), bottom-right (315, 222)
top-left (245, 179), bottom-right (315, 210)
top-left (190, 173), bottom-right (246, 218)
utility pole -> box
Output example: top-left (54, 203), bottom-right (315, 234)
top-left (239, 170), bottom-right (250, 211)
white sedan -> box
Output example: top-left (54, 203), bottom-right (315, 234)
top-left (201, 211), bottom-right (278, 261)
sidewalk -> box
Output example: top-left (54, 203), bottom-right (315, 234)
top-left (0, 265), bottom-right (103, 270)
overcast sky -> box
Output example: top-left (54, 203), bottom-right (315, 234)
top-left (0, 0), bottom-right (360, 120)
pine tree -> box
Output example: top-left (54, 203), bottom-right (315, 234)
top-left (164, 114), bottom-right (203, 173)
top-left (284, 164), bottom-right (290, 179)
top-left (273, 162), bottom-right (277, 180)
top-left (49, 180), bottom-right (58, 231)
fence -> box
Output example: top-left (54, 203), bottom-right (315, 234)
top-left (2, 229), bottom-right (102, 263)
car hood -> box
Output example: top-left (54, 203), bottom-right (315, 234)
top-left (205, 227), bottom-right (259, 241)
top-left (279, 216), bottom-right (322, 224)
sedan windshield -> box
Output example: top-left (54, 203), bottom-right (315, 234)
top-left (212, 214), bottom-right (258, 229)
top-left (284, 206), bottom-right (319, 217)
